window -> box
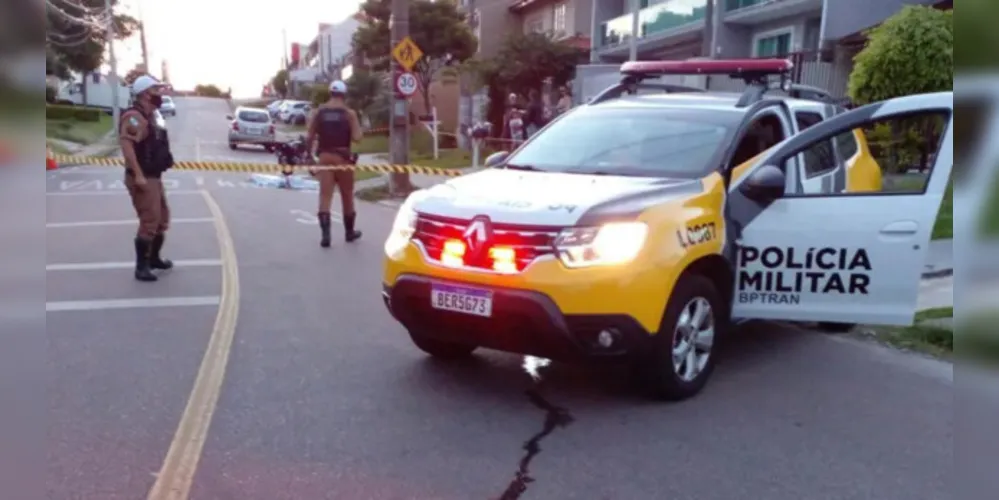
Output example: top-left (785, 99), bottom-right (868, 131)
top-left (794, 111), bottom-right (837, 177)
top-left (553, 3), bottom-right (567, 35)
top-left (835, 130), bottom-right (859, 160)
top-left (237, 110), bottom-right (270, 123)
top-left (754, 32), bottom-right (792, 57)
top-left (730, 113), bottom-right (787, 168)
top-left (527, 20), bottom-right (544, 33)
top-left (505, 107), bottom-right (738, 178)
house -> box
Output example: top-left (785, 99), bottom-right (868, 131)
top-left (590, 0), bottom-right (949, 97)
top-left (462, 0), bottom-right (593, 58)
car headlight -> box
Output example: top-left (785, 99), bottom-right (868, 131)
top-left (555, 222), bottom-right (648, 268)
top-left (383, 193), bottom-right (421, 255)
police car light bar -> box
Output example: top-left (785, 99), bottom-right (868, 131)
top-left (620, 59), bottom-right (793, 78)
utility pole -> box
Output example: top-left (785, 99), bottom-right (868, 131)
top-left (629, 0), bottom-right (640, 61)
top-left (459, 0), bottom-right (476, 150)
top-left (389, 0), bottom-right (411, 195)
top-left (139, 22), bottom-right (149, 72)
top-left (104, 0), bottom-right (120, 137)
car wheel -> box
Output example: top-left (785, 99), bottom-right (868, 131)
top-left (816, 322), bottom-right (855, 333)
top-left (229, 143), bottom-right (237, 150)
top-left (408, 329), bottom-right (477, 359)
top-left (636, 273), bottom-right (725, 401)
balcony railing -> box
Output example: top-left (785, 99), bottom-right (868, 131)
top-left (725, 0), bottom-right (767, 11)
top-left (599, 0), bottom-right (707, 48)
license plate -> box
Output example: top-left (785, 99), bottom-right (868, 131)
top-left (430, 284), bottom-right (493, 317)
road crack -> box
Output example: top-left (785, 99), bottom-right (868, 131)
top-left (494, 385), bottom-right (574, 499)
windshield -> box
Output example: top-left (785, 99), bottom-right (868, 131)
top-left (505, 106), bottom-right (737, 177)
top-left (238, 110), bottom-right (270, 123)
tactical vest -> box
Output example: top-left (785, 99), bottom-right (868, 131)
top-left (316, 107), bottom-right (352, 154)
top-left (128, 109), bottom-right (174, 178)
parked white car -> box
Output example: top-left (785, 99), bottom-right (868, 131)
top-left (227, 107), bottom-right (276, 151)
top-left (279, 101), bottom-right (311, 125)
top-left (159, 95), bottom-right (176, 116)
top-left (266, 99), bottom-right (286, 118)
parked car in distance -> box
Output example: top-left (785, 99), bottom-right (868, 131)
top-left (227, 107), bottom-right (276, 151)
top-left (266, 99), bottom-right (285, 118)
top-left (279, 101), bottom-right (310, 125)
top-left (159, 95), bottom-right (176, 116)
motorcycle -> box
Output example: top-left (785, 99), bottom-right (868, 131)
top-left (271, 135), bottom-right (315, 187)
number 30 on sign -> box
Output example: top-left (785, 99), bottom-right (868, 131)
top-left (395, 72), bottom-right (418, 97)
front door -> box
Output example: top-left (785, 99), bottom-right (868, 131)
top-left (728, 92), bottom-right (954, 326)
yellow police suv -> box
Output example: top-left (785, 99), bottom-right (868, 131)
top-left (381, 59), bottom-right (954, 401)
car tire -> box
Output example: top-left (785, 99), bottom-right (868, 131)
top-left (816, 322), bottom-right (855, 333)
top-left (229, 143), bottom-right (237, 150)
top-left (636, 273), bottom-right (725, 402)
top-left (408, 329), bottom-right (477, 359)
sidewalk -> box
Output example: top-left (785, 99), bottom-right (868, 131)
top-left (48, 129), bottom-right (119, 161)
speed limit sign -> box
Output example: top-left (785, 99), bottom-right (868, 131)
top-left (395, 72), bottom-right (418, 96)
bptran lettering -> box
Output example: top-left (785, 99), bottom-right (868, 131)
top-left (736, 246), bottom-right (872, 305)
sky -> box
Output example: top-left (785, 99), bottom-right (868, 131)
top-left (110, 0), bottom-right (363, 97)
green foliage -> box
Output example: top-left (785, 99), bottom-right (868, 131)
top-left (474, 32), bottom-right (585, 137)
top-left (310, 85), bottom-right (329, 107)
top-left (352, 0), bottom-right (477, 111)
top-left (847, 6), bottom-right (952, 105)
top-left (46, 105), bottom-right (102, 122)
top-left (47, 0), bottom-right (139, 75)
top-left (954, 0), bottom-right (995, 70)
top-left (271, 69), bottom-right (289, 98)
top-left (346, 69), bottom-right (384, 118)
top-left (194, 84), bottom-right (224, 98)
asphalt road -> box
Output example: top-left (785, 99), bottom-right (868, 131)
top-left (42, 97), bottom-right (976, 500)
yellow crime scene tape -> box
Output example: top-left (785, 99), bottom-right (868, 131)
top-left (51, 154), bottom-right (465, 177)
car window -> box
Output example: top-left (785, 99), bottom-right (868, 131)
top-left (237, 110), bottom-right (270, 123)
top-left (294, 103), bottom-right (307, 109)
top-left (504, 107), bottom-right (737, 178)
top-left (834, 130), bottom-right (859, 160)
top-left (793, 111), bottom-right (837, 177)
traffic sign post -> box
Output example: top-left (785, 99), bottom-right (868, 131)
top-left (395, 72), bottom-right (418, 97)
top-left (391, 36), bottom-right (424, 73)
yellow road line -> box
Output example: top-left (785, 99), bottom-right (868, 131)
top-left (147, 190), bottom-right (240, 500)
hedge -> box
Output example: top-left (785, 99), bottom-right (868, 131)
top-left (46, 105), bottom-right (102, 122)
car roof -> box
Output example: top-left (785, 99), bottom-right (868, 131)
top-left (589, 91), bottom-right (829, 115)
top-left (236, 106), bottom-right (269, 113)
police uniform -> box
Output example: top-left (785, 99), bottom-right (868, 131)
top-left (120, 75), bottom-right (175, 281)
top-left (308, 80), bottom-right (362, 248)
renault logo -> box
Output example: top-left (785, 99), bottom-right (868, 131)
top-left (463, 217), bottom-right (491, 257)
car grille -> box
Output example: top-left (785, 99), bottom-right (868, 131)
top-left (412, 214), bottom-right (561, 271)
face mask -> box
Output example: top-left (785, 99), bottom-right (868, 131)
top-left (149, 94), bottom-right (164, 108)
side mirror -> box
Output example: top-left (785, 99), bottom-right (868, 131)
top-left (484, 151), bottom-right (510, 168)
top-left (225, 114), bottom-right (233, 120)
top-left (739, 164), bottom-right (786, 202)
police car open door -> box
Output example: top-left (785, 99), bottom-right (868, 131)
top-left (727, 92), bottom-right (953, 326)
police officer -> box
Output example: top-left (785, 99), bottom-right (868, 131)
top-left (304, 80), bottom-right (363, 248)
top-left (119, 75), bottom-right (175, 281)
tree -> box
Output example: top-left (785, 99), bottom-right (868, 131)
top-left (847, 5), bottom-right (952, 173)
top-left (474, 32), bottom-right (585, 135)
top-left (47, 0), bottom-right (138, 104)
top-left (271, 69), bottom-right (289, 98)
top-left (352, 0), bottom-right (477, 112)
top-left (954, 0), bottom-right (996, 71)
top-left (847, 5), bottom-right (952, 105)
top-left (194, 84), bottom-right (224, 98)
top-left (346, 69), bottom-right (384, 120)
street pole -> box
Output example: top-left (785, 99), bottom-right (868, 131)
top-left (389, 0), bottom-right (411, 195)
top-left (629, 0), bottom-right (640, 61)
top-left (589, 0), bottom-right (599, 63)
top-left (105, 0), bottom-right (120, 138)
top-left (460, 0), bottom-right (476, 150)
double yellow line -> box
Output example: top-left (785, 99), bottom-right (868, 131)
top-left (146, 191), bottom-right (240, 500)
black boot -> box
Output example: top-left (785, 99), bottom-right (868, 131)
top-left (134, 237), bottom-right (158, 282)
top-left (344, 212), bottom-right (362, 242)
top-left (318, 212), bottom-right (332, 248)
top-left (150, 233), bottom-right (173, 270)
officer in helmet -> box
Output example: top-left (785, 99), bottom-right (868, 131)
top-left (304, 80), bottom-right (363, 247)
top-left (119, 74), bottom-right (175, 281)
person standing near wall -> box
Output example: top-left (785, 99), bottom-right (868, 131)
top-left (118, 75), bottom-right (175, 282)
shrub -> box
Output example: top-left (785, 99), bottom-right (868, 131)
top-left (46, 105), bottom-right (103, 122)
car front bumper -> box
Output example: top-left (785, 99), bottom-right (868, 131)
top-left (229, 132), bottom-right (276, 144)
top-left (383, 275), bottom-right (654, 360)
